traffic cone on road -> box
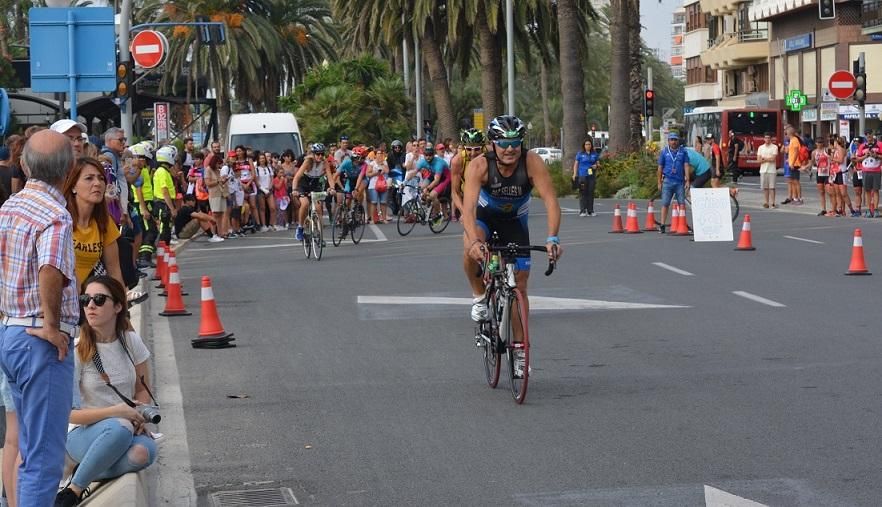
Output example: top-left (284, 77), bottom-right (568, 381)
top-left (158, 265), bottom-right (191, 317)
top-left (624, 202), bottom-right (643, 234)
top-left (668, 204), bottom-right (680, 235)
top-left (643, 200), bottom-right (658, 231)
top-left (609, 204), bottom-right (624, 233)
top-left (152, 242), bottom-right (166, 281)
top-left (734, 214), bottom-right (756, 251)
top-left (191, 276), bottom-right (236, 349)
top-left (159, 252), bottom-right (188, 297)
top-left (845, 228), bottom-right (871, 275)
top-left (674, 205), bottom-right (690, 236)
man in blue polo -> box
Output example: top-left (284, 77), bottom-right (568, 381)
top-left (656, 132), bottom-right (689, 233)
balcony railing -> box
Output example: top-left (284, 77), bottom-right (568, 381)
top-left (864, 0), bottom-right (882, 29)
top-left (738, 28), bottom-right (768, 41)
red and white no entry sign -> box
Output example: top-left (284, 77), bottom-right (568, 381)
top-left (828, 70), bottom-right (857, 100)
top-left (130, 30), bottom-right (168, 69)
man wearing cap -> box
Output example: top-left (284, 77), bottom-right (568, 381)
top-left (334, 136), bottom-right (351, 167)
top-left (703, 132), bottom-right (722, 186)
top-left (656, 133), bottom-right (689, 233)
top-left (49, 118), bottom-right (87, 158)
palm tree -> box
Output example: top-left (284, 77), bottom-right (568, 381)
top-left (628, 0), bottom-right (643, 150)
top-left (556, 0), bottom-right (587, 172)
top-left (608, 0), bottom-right (630, 153)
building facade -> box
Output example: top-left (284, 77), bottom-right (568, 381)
top-left (671, 7), bottom-right (687, 81)
top-left (684, 0), bottom-right (722, 108)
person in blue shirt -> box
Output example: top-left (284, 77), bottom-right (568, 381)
top-left (685, 146), bottom-right (711, 189)
top-left (572, 138), bottom-right (600, 216)
top-left (656, 132), bottom-right (689, 233)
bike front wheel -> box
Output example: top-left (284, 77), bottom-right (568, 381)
top-left (504, 289), bottom-right (530, 404)
top-left (350, 202), bottom-right (367, 245)
top-left (331, 207), bottom-right (345, 247)
top-left (397, 200), bottom-right (418, 236)
top-left (310, 212), bottom-right (324, 260)
top-left (302, 217), bottom-right (312, 259)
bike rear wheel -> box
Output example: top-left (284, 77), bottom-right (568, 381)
top-left (331, 207), bottom-right (345, 247)
top-left (302, 217), bottom-right (312, 259)
top-left (481, 291), bottom-right (502, 388)
top-left (504, 289), bottom-right (530, 404)
top-left (350, 202), bottom-right (367, 244)
top-left (310, 212), bottom-right (324, 260)
top-left (429, 203), bottom-right (452, 234)
top-left (730, 194), bottom-right (740, 222)
top-left (397, 200), bottom-right (418, 236)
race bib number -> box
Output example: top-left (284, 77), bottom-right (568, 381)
top-left (863, 156), bottom-right (881, 169)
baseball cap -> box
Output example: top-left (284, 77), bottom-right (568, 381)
top-left (668, 133), bottom-right (680, 140)
top-left (49, 119), bottom-right (87, 135)
top-left (704, 133), bottom-right (714, 139)
top-left (435, 143), bottom-right (445, 151)
top-left (227, 150), bottom-right (236, 158)
top-left (339, 135), bottom-right (349, 141)
top-left (424, 145), bottom-right (436, 155)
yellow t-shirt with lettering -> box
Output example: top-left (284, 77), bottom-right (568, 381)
top-left (73, 216), bottom-right (121, 287)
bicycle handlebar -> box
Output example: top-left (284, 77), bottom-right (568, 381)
top-left (475, 243), bottom-right (558, 277)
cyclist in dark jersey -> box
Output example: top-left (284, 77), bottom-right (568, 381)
top-left (461, 115), bottom-right (563, 324)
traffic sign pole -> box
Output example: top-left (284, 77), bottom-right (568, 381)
top-left (120, 0), bottom-right (133, 140)
top-left (859, 53), bottom-right (866, 136)
top-left (67, 10), bottom-right (76, 120)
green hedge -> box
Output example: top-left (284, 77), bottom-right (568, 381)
top-left (540, 153), bottom-right (659, 199)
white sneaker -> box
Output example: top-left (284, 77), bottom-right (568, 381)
top-left (208, 235), bottom-right (225, 243)
top-left (579, 211), bottom-right (587, 217)
top-left (471, 297), bottom-right (488, 322)
top-left (260, 226), bottom-right (270, 232)
top-left (513, 349), bottom-right (526, 378)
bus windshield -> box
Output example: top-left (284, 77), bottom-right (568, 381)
top-left (727, 111), bottom-right (776, 136)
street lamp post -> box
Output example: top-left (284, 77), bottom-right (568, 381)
top-left (506, 0), bottom-right (514, 116)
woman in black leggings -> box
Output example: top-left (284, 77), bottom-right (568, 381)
top-left (572, 138), bottom-right (600, 216)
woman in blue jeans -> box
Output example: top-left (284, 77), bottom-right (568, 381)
top-left (55, 276), bottom-right (157, 506)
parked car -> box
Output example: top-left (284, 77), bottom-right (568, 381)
top-left (531, 147), bottom-right (562, 164)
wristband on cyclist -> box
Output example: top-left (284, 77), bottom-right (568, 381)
top-left (469, 239), bottom-right (484, 251)
top-left (546, 236), bottom-right (560, 245)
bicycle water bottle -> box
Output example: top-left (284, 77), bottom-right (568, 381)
top-left (488, 254), bottom-right (500, 272)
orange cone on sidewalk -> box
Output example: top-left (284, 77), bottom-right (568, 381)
top-left (158, 265), bottom-right (191, 317)
top-left (152, 242), bottom-right (166, 281)
top-left (734, 214), bottom-right (756, 251)
top-left (192, 276), bottom-right (236, 349)
top-left (625, 202), bottom-right (643, 234)
top-left (674, 205), bottom-right (690, 236)
top-left (643, 200), bottom-right (658, 231)
top-left (609, 204), bottom-right (624, 233)
top-left (156, 249), bottom-right (170, 289)
top-left (845, 228), bottom-right (871, 275)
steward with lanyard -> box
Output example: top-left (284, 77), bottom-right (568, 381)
top-left (58, 276), bottom-right (158, 505)
top-left (656, 133), bottom-right (690, 233)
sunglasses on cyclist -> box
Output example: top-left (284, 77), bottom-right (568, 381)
top-left (79, 293), bottom-right (114, 307)
top-left (465, 146), bottom-right (483, 152)
top-left (494, 139), bottom-right (522, 149)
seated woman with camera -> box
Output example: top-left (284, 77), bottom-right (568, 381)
top-left (55, 276), bottom-right (159, 506)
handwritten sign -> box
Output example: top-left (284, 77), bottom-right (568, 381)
top-left (690, 188), bottom-right (734, 242)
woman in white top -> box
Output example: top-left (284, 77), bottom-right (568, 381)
top-left (55, 276), bottom-right (157, 505)
top-left (255, 152), bottom-right (277, 231)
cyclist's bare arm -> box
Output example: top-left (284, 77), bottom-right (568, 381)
top-left (525, 150), bottom-right (563, 260)
top-left (462, 156), bottom-right (489, 261)
top-left (450, 154), bottom-right (465, 213)
top-left (292, 157), bottom-right (311, 193)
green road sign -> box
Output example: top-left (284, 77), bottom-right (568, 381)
top-left (786, 89), bottom-right (808, 112)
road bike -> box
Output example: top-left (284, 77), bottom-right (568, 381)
top-left (396, 183), bottom-right (452, 236)
top-left (331, 192), bottom-right (367, 246)
top-left (302, 191), bottom-right (327, 260)
top-left (475, 235), bottom-right (557, 404)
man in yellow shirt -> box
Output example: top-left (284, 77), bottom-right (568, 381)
top-left (153, 146), bottom-right (178, 245)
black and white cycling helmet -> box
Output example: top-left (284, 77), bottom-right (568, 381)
top-left (486, 115), bottom-right (527, 141)
top-left (311, 143), bottom-right (326, 154)
top-left (391, 140), bottom-right (404, 149)
top-left (460, 128), bottom-right (485, 146)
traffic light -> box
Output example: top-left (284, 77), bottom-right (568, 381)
top-left (818, 0), bottom-right (835, 19)
top-left (644, 89), bottom-right (655, 117)
top-left (854, 58), bottom-right (866, 106)
top-left (114, 60), bottom-right (133, 100)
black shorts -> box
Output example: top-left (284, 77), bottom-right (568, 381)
top-left (297, 176), bottom-right (325, 195)
top-left (816, 175), bottom-right (829, 185)
top-left (789, 169), bottom-right (801, 180)
top-left (196, 199), bottom-right (210, 213)
top-left (476, 211), bottom-right (531, 271)
top-left (692, 171), bottom-right (711, 189)
top-left (833, 173), bottom-right (845, 185)
top-left (853, 171), bottom-right (864, 188)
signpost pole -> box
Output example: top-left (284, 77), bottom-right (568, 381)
top-left (859, 52), bottom-right (866, 137)
top-left (646, 67), bottom-right (653, 143)
top-left (67, 10), bottom-right (76, 120)
top-left (120, 0), bottom-right (133, 139)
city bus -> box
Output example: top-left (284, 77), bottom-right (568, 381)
top-left (684, 107), bottom-right (783, 173)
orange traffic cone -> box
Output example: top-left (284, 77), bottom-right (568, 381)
top-left (158, 265), bottom-right (191, 316)
top-left (159, 252), bottom-right (188, 296)
top-left (668, 204), bottom-right (680, 235)
top-left (643, 200), bottom-right (658, 231)
top-left (674, 205), bottom-right (690, 236)
top-left (192, 276), bottom-right (236, 349)
top-left (734, 214), bottom-right (756, 251)
top-left (609, 204), bottom-right (624, 233)
top-left (845, 228), bottom-right (871, 275)
top-left (625, 202), bottom-right (643, 234)
top-left (156, 250), bottom-right (170, 289)
top-left (152, 242), bottom-right (166, 281)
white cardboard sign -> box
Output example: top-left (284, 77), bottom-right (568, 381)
top-left (690, 188), bottom-right (734, 242)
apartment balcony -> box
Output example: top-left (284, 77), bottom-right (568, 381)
top-left (700, 0), bottom-right (747, 16)
top-left (748, 0), bottom-right (812, 20)
top-left (685, 82), bottom-right (722, 103)
top-left (701, 30), bottom-right (769, 70)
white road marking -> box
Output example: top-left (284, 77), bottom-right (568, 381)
top-left (705, 485), bottom-right (768, 506)
top-left (368, 223), bottom-right (387, 241)
top-left (652, 262), bottom-right (695, 276)
top-left (783, 235), bottom-right (824, 244)
top-left (357, 295), bottom-right (689, 310)
top-left (732, 291), bottom-right (785, 307)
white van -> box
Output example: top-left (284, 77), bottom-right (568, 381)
top-left (226, 113), bottom-right (304, 157)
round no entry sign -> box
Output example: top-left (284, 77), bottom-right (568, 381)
top-left (828, 70), bottom-right (857, 100)
top-left (130, 30), bottom-right (168, 69)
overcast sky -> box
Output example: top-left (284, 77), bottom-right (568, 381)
top-left (642, 0), bottom-right (680, 61)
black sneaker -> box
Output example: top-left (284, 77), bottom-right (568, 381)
top-left (817, 210), bottom-right (827, 216)
top-left (657, 224), bottom-right (666, 234)
top-left (782, 198), bottom-right (792, 204)
top-left (55, 487), bottom-right (81, 507)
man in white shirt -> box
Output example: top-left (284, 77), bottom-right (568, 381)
top-left (757, 132), bottom-right (779, 208)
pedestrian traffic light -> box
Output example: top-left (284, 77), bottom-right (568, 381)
top-left (115, 60), bottom-right (133, 100)
top-left (819, 0), bottom-right (835, 19)
top-left (644, 89), bottom-right (655, 117)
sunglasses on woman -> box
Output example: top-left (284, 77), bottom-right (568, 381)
top-left (494, 139), bottom-right (522, 149)
top-left (465, 147), bottom-right (482, 152)
top-left (79, 293), bottom-right (114, 307)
